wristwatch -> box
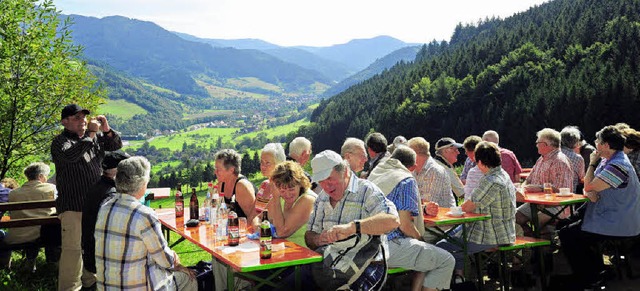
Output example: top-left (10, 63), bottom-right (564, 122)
top-left (354, 220), bottom-right (361, 234)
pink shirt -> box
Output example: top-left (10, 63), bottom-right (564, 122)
top-left (526, 149), bottom-right (573, 189)
top-left (500, 147), bottom-right (522, 183)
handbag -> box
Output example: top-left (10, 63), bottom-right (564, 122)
top-left (315, 233), bottom-right (387, 291)
top-left (187, 260), bottom-right (214, 291)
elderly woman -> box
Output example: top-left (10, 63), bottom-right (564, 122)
top-left (621, 127), bottom-right (640, 179)
top-left (435, 141), bottom-right (516, 275)
top-left (95, 157), bottom-right (196, 290)
top-left (559, 126), bottom-right (640, 290)
top-left (261, 161), bottom-right (317, 247)
top-left (215, 149), bottom-right (256, 221)
top-left (256, 143), bottom-right (286, 205)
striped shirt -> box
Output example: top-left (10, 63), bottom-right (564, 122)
top-left (385, 177), bottom-right (420, 241)
top-left (467, 167), bottom-right (516, 245)
top-left (561, 147), bottom-right (585, 192)
top-left (460, 157), bottom-right (476, 181)
top-left (414, 157), bottom-right (455, 207)
top-left (463, 166), bottom-right (484, 200)
top-left (51, 129), bottom-right (122, 213)
top-left (95, 194), bottom-right (176, 290)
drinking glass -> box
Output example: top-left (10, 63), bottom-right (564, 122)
top-left (239, 217), bottom-right (247, 237)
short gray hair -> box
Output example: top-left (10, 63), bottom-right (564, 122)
top-left (116, 156), bottom-right (151, 195)
top-left (24, 162), bottom-right (50, 181)
top-left (391, 145), bottom-right (416, 168)
top-left (482, 130), bottom-right (500, 145)
top-left (537, 128), bottom-right (561, 148)
top-left (333, 159), bottom-right (351, 175)
top-left (341, 137), bottom-right (365, 156)
top-left (289, 137), bottom-right (311, 157)
top-left (561, 126), bottom-right (582, 148)
top-left (262, 143), bottom-right (286, 164)
top-left (215, 149), bottom-right (242, 175)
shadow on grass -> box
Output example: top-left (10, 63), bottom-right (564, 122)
top-left (0, 251), bottom-right (57, 290)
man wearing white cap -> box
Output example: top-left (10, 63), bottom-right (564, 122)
top-left (306, 150), bottom-right (399, 290)
top-left (434, 137), bottom-right (465, 203)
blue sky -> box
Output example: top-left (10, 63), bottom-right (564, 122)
top-left (55, 0), bottom-right (549, 47)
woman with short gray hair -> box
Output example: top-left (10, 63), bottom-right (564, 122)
top-left (115, 156), bottom-right (151, 197)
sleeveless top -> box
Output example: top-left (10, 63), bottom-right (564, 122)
top-left (221, 176), bottom-right (248, 218)
top-left (279, 189), bottom-right (317, 248)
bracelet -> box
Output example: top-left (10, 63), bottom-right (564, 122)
top-left (354, 220), bottom-right (361, 234)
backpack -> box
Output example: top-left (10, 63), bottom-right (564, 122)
top-left (315, 233), bottom-right (387, 290)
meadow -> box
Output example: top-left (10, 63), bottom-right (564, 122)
top-left (97, 99), bottom-right (148, 120)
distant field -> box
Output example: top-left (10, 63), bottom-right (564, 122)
top-left (307, 103), bottom-right (319, 109)
top-left (183, 109), bottom-right (235, 120)
top-left (98, 99), bottom-right (147, 120)
top-left (225, 77), bottom-right (282, 94)
top-left (151, 160), bottom-right (182, 174)
top-left (127, 127), bottom-right (239, 152)
top-left (197, 80), bottom-right (269, 100)
top-left (236, 119), bottom-right (310, 140)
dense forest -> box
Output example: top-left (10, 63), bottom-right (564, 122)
top-left (301, 0), bottom-right (640, 164)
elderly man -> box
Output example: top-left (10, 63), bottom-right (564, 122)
top-left (362, 132), bottom-right (389, 178)
top-left (560, 126), bottom-right (586, 193)
top-left (407, 137), bottom-right (455, 208)
top-left (368, 146), bottom-right (455, 291)
top-left (434, 137), bottom-right (465, 202)
top-left (516, 128), bottom-right (573, 230)
top-left (482, 130), bottom-right (523, 183)
top-left (95, 156), bottom-right (196, 290)
top-left (287, 137), bottom-right (317, 191)
top-left (306, 150), bottom-right (399, 290)
top-left (82, 150), bottom-right (130, 279)
top-left (51, 104), bottom-right (122, 290)
top-left (341, 137), bottom-right (369, 173)
top-left (0, 162), bottom-right (58, 270)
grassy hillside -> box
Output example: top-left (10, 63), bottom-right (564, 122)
top-left (236, 119), bottom-right (310, 140)
top-left (99, 99), bottom-right (148, 120)
top-left (130, 127), bottom-right (239, 152)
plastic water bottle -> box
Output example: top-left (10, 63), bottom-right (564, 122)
top-left (216, 198), bottom-right (228, 244)
top-left (209, 185), bottom-right (219, 226)
top-left (204, 183), bottom-right (213, 222)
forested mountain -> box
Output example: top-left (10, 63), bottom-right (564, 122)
top-left (302, 0), bottom-right (640, 164)
top-left (322, 45), bottom-right (422, 97)
top-left (67, 15), bottom-right (330, 95)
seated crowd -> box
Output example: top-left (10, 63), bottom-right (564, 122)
top-left (1, 104), bottom-right (639, 291)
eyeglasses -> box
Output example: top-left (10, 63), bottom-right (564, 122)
top-left (536, 141), bottom-right (548, 146)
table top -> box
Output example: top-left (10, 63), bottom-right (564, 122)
top-left (155, 208), bottom-right (321, 273)
top-left (517, 192), bottom-right (589, 206)
top-left (423, 207), bottom-right (491, 226)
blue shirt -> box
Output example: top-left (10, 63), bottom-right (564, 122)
top-left (385, 178), bottom-right (420, 241)
top-left (582, 151), bottom-right (640, 236)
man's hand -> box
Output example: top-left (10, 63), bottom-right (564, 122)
top-left (585, 191), bottom-right (599, 202)
top-left (95, 115), bottom-right (111, 132)
top-left (589, 151), bottom-right (601, 167)
top-left (424, 202), bottom-right (439, 216)
top-left (323, 223), bottom-right (356, 243)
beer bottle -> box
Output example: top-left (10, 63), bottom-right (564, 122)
top-left (190, 187), bottom-right (199, 220)
top-left (175, 184), bottom-right (184, 218)
top-left (227, 195), bottom-right (240, 246)
top-left (260, 210), bottom-right (272, 259)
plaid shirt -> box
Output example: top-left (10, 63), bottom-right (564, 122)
top-left (385, 178), bottom-right (420, 241)
top-left (308, 174), bottom-right (398, 233)
top-left (561, 147), bottom-right (586, 192)
top-left (467, 167), bottom-right (516, 245)
top-left (526, 149), bottom-right (573, 189)
top-left (414, 157), bottom-right (455, 207)
top-left (96, 194), bottom-right (176, 290)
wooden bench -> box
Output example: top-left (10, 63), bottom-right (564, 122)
top-left (475, 236), bottom-right (550, 291)
top-left (0, 199), bottom-right (59, 252)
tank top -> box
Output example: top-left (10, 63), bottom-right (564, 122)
top-left (279, 189), bottom-right (317, 247)
top-left (222, 176), bottom-right (248, 218)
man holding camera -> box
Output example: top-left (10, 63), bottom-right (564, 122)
top-left (51, 104), bottom-right (122, 291)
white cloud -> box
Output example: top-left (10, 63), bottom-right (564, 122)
top-left (55, 0), bottom-right (548, 46)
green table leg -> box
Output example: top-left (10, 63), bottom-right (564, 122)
top-left (295, 265), bottom-right (301, 290)
top-left (228, 265), bottom-right (234, 291)
top-left (530, 203), bottom-right (547, 291)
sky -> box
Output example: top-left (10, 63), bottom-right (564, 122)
top-left (55, 0), bottom-right (549, 47)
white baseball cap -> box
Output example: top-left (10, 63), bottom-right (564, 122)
top-left (311, 150), bottom-right (343, 182)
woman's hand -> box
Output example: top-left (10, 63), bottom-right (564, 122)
top-left (589, 150), bottom-right (601, 166)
